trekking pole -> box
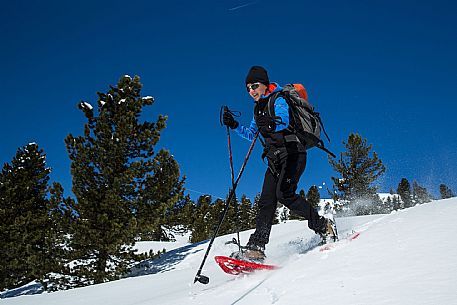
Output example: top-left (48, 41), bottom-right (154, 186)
top-left (223, 106), bottom-right (242, 253)
top-left (194, 129), bottom-right (260, 285)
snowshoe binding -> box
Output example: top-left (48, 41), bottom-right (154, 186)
top-left (230, 244), bottom-right (266, 263)
top-left (319, 217), bottom-right (338, 243)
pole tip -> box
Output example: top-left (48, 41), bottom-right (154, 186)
top-left (194, 274), bottom-right (210, 285)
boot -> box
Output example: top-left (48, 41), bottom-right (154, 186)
top-left (319, 217), bottom-right (338, 243)
top-left (241, 244), bottom-right (266, 262)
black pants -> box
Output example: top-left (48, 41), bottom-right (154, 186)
top-left (247, 152), bottom-right (326, 248)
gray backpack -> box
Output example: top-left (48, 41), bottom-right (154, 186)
top-left (281, 84), bottom-right (335, 157)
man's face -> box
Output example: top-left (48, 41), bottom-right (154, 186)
top-left (247, 82), bottom-right (267, 102)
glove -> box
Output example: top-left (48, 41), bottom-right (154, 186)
top-left (256, 115), bottom-right (276, 133)
top-left (223, 111), bottom-right (239, 129)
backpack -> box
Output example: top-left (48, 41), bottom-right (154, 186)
top-left (281, 84), bottom-right (335, 158)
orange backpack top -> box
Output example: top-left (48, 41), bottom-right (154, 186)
top-left (292, 83), bottom-right (308, 101)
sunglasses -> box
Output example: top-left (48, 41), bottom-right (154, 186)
top-left (246, 82), bottom-right (261, 92)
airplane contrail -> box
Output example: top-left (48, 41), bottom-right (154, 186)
top-left (228, 1), bottom-right (259, 11)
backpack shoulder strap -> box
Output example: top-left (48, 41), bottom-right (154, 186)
top-left (264, 90), bottom-right (283, 119)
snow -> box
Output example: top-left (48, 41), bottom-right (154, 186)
top-left (81, 102), bottom-right (93, 110)
top-left (133, 230), bottom-right (191, 254)
top-left (3, 199), bottom-right (457, 304)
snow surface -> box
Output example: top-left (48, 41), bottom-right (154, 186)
top-left (3, 199), bottom-right (457, 305)
top-left (133, 230), bottom-right (191, 254)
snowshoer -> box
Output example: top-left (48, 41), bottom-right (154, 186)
top-left (223, 66), bottom-right (336, 261)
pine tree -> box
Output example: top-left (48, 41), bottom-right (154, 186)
top-left (238, 195), bottom-right (254, 230)
top-left (225, 192), bottom-right (242, 234)
top-left (385, 196), bottom-right (393, 212)
top-left (171, 194), bottom-right (194, 230)
top-left (273, 205), bottom-right (280, 225)
top-left (64, 75), bottom-right (170, 285)
top-left (250, 193), bottom-right (261, 227)
top-left (412, 181), bottom-right (432, 204)
top-left (392, 195), bottom-right (401, 211)
top-left (299, 189), bottom-right (306, 199)
top-left (190, 195), bottom-right (212, 243)
top-left (44, 182), bottom-right (76, 291)
top-left (439, 184), bottom-right (455, 199)
top-left (0, 143), bottom-right (68, 290)
top-left (211, 197), bottom-right (233, 236)
top-left (397, 178), bottom-right (412, 208)
top-left (307, 185), bottom-right (320, 209)
top-left (136, 149), bottom-right (185, 241)
top-left (329, 133), bottom-right (386, 213)
top-left (278, 203), bottom-right (288, 222)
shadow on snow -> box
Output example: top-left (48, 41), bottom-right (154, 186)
top-left (127, 240), bottom-right (206, 277)
top-left (0, 240), bottom-right (206, 299)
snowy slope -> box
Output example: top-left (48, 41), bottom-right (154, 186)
top-left (133, 229), bottom-right (191, 254)
top-left (4, 198), bottom-right (457, 305)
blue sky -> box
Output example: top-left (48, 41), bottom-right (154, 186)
top-left (1, 0), bottom-right (456, 201)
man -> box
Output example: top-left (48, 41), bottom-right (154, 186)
top-left (223, 66), bottom-right (336, 261)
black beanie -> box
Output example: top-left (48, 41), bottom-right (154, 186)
top-left (245, 66), bottom-right (269, 86)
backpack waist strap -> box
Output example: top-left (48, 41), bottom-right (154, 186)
top-left (284, 134), bottom-right (299, 143)
top-left (263, 133), bottom-right (298, 146)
